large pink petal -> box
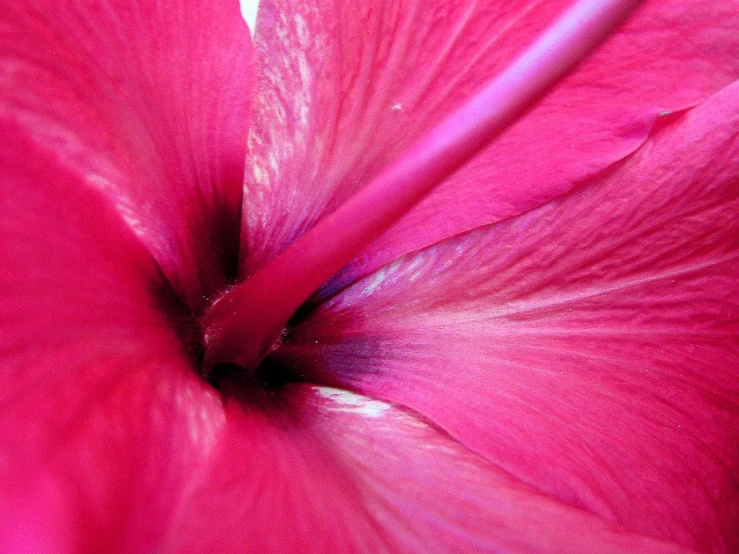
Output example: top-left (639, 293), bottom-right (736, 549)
top-left (278, 81), bottom-right (739, 551)
top-left (0, 0), bottom-right (254, 313)
top-left (0, 121), bottom-right (226, 552)
top-left (242, 0), bottom-right (739, 282)
top-left (160, 385), bottom-right (690, 553)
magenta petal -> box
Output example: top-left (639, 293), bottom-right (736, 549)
top-left (0, 123), bottom-right (225, 551)
top-left (280, 82), bottom-right (739, 551)
top-left (242, 0), bottom-right (739, 280)
top-left (1, 0), bottom-right (254, 312)
top-left (159, 386), bottom-right (690, 553)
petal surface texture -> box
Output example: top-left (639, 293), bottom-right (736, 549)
top-left (242, 0), bottom-right (739, 285)
top-left (0, 121), bottom-right (226, 552)
top-left (3, 0), bottom-right (739, 552)
top-left (159, 387), bottom-right (692, 553)
top-left (280, 81), bottom-right (739, 552)
top-left (0, 0), bottom-right (254, 550)
top-left (0, 0), bottom-right (254, 313)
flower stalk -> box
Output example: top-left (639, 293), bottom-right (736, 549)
top-left (201, 0), bottom-right (643, 376)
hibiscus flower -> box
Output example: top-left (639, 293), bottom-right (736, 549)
top-left (1, 0), bottom-right (738, 552)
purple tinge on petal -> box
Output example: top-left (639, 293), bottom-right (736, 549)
top-left (279, 81), bottom-right (739, 551)
top-left (0, 0), bottom-right (255, 313)
top-left (242, 0), bottom-right (739, 285)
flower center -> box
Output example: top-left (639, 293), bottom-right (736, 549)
top-left (201, 0), bottom-right (642, 382)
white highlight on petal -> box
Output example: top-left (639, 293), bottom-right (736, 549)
top-left (361, 267), bottom-right (389, 296)
top-left (172, 383), bottom-right (225, 455)
top-left (240, 0), bottom-right (260, 35)
top-left (316, 387), bottom-right (390, 418)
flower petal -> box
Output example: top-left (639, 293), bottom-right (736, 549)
top-left (242, 0), bottom-right (739, 283)
top-left (0, 121), bottom-right (225, 551)
top-left (159, 386), bottom-right (690, 553)
top-left (0, 0), bottom-right (254, 312)
top-left (279, 81), bottom-right (739, 551)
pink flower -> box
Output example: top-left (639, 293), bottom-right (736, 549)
top-left (1, 0), bottom-right (738, 552)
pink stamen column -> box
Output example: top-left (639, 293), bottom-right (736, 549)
top-left (202, 0), bottom-right (643, 375)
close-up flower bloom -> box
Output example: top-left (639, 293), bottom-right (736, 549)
top-left (1, 0), bottom-right (738, 552)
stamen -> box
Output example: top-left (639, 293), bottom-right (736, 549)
top-left (202, 0), bottom-right (643, 375)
